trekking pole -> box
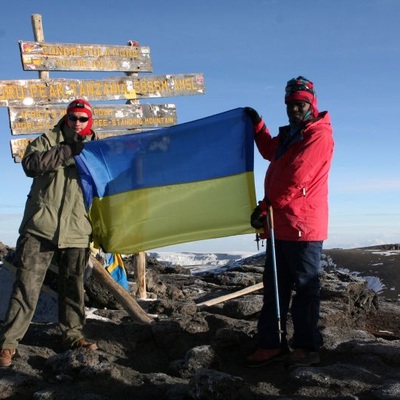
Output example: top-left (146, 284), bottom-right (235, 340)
top-left (266, 206), bottom-right (283, 344)
top-left (255, 233), bottom-right (260, 251)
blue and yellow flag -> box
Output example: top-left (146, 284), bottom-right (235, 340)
top-left (105, 253), bottom-right (129, 290)
top-left (75, 107), bottom-right (256, 254)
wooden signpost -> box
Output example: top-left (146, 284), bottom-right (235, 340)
top-left (2, 15), bottom-right (205, 162)
top-left (9, 103), bottom-right (177, 162)
top-left (1, 14), bottom-right (206, 319)
top-left (5, 74), bottom-right (203, 159)
top-left (9, 103), bottom-right (177, 135)
top-left (0, 74), bottom-right (204, 107)
top-left (19, 41), bottom-right (153, 73)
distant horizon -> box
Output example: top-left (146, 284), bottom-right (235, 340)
top-left (1, 224), bottom-right (399, 254)
top-left (1, 210), bottom-right (399, 253)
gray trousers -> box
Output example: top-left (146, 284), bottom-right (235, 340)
top-left (0, 233), bottom-right (89, 349)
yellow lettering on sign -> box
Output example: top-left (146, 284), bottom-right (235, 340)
top-left (105, 47), bottom-right (139, 58)
top-left (0, 85), bottom-right (25, 100)
top-left (39, 84), bottom-right (47, 98)
top-left (153, 80), bottom-right (169, 93)
top-left (1, 74), bottom-right (199, 105)
top-left (111, 118), bottom-right (142, 126)
top-left (19, 109), bottom-right (47, 120)
top-left (133, 80), bottom-right (141, 94)
top-left (152, 80), bottom-right (160, 92)
top-left (93, 119), bottom-right (109, 127)
top-left (49, 85), bottom-right (58, 98)
top-left (55, 84), bottom-right (65, 98)
top-left (41, 45), bottom-right (105, 59)
top-left (79, 84), bottom-right (87, 96)
top-left (28, 84), bottom-right (39, 98)
top-left (14, 121), bottom-right (49, 130)
top-left (78, 59), bottom-right (90, 68)
top-left (50, 109), bottom-right (65, 119)
top-left (111, 82), bottom-right (120, 95)
top-left (120, 82), bottom-right (130, 96)
top-left (103, 83), bottom-right (112, 95)
top-left (86, 83), bottom-right (96, 96)
top-left (92, 60), bottom-right (105, 69)
top-left (94, 108), bottom-right (113, 117)
top-left (174, 79), bottom-right (183, 91)
top-left (147, 81), bottom-right (154, 94)
top-left (94, 82), bottom-right (103, 96)
top-left (186, 78), bottom-right (194, 90)
top-left (144, 117), bottom-right (175, 125)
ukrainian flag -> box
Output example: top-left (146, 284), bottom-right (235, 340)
top-left (75, 107), bottom-right (256, 254)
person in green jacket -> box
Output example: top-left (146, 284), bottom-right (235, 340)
top-left (0, 99), bottom-right (97, 368)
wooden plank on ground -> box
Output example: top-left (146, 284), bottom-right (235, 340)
top-left (196, 282), bottom-right (264, 307)
top-left (89, 255), bottom-right (153, 324)
top-left (19, 41), bottom-right (152, 73)
top-left (8, 103), bottom-right (177, 135)
top-left (0, 74), bottom-right (205, 107)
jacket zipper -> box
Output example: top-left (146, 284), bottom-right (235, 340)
top-left (299, 187), bottom-right (306, 237)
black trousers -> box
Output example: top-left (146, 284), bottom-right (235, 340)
top-left (257, 239), bottom-right (323, 350)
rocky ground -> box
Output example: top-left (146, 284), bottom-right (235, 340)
top-left (1, 243), bottom-right (400, 399)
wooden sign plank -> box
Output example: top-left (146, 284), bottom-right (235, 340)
top-left (9, 103), bottom-right (177, 135)
top-left (19, 41), bottom-right (153, 73)
top-left (0, 74), bottom-right (205, 107)
top-left (10, 129), bottom-right (145, 163)
top-left (10, 138), bottom-right (35, 163)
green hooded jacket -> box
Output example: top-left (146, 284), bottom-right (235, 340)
top-left (18, 118), bottom-right (96, 248)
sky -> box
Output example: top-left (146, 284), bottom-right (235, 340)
top-left (0, 0), bottom-right (399, 254)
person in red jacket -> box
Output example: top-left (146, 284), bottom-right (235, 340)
top-left (245, 76), bottom-right (334, 367)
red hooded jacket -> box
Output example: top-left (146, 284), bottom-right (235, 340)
top-left (254, 111), bottom-right (334, 241)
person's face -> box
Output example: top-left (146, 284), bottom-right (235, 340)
top-left (67, 112), bottom-right (90, 134)
top-left (286, 101), bottom-right (311, 124)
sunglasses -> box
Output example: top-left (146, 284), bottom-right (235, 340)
top-left (68, 115), bottom-right (90, 122)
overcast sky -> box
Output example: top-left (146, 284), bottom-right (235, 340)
top-left (0, 0), bottom-right (399, 253)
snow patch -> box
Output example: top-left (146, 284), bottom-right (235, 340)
top-left (148, 251), bottom-right (257, 273)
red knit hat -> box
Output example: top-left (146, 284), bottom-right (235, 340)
top-left (66, 98), bottom-right (93, 136)
top-left (285, 76), bottom-right (319, 118)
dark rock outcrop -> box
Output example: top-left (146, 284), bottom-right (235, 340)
top-left (1, 245), bottom-right (400, 399)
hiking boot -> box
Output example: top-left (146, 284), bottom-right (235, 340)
top-left (0, 349), bottom-right (16, 367)
top-left (286, 348), bottom-right (320, 367)
top-left (246, 348), bottom-right (288, 368)
top-left (71, 338), bottom-right (98, 351)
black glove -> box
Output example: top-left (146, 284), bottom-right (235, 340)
top-left (69, 141), bottom-right (84, 156)
top-left (244, 107), bottom-right (261, 125)
top-left (61, 141), bottom-right (84, 156)
top-left (250, 205), bottom-right (266, 229)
